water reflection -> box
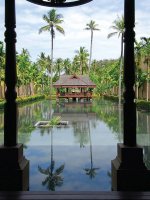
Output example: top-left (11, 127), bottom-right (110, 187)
top-left (38, 128), bottom-right (65, 191)
top-left (0, 99), bottom-right (150, 190)
top-left (84, 123), bottom-right (100, 179)
top-left (92, 100), bottom-right (123, 142)
top-left (53, 102), bottom-right (97, 147)
top-left (144, 146), bottom-right (150, 169)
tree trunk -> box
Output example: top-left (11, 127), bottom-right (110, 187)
top-left (89, 30), bottom-right (93, 73)
top-left (50, 26), bottom-right (54, 100)
top-left (50, 26), bottom-right (54, 119)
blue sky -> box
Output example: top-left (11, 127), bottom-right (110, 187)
top-left (0, 0), bottom-right (150, 62)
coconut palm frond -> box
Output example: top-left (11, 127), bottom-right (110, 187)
top-left (48, 9), bottom-right (56, 21)
top-left (38, 165), bottom-right (49, 175)
top-left (56, 13), bottom-right (64, 19)
top-left (107, 32), bottom-right (117, 39)
top-left (55, 164), bottom-right (65, 175)
top-left (43, 14), bottom-right (50, 23)
top-left (55, 25), bottom-right (65, 35)
top-left (42, 176), bottom-right (49, 186)
top-left (39, 25), bottom-right (50, 34)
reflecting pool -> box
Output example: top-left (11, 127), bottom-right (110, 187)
top-left (0, 99), bottom-right (150, 191)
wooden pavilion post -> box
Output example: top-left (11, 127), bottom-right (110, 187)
top-left (111, 0), bottom-right (150, 191)
top-left (0, 0), bottom-right (29, 191)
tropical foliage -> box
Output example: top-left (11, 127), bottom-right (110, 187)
top-left (0, 10), bottom-right (150, 102)
top-left (0, 35), bottom-right (149, 102)
top-left (134, 37), bottom-right (150, 101)
top-left (107, 15), bottom-right (124, 105)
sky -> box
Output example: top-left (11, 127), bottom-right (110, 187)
top-left (0, 0), bottom-right (150, 62)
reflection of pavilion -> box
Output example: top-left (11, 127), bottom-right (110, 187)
top-left (53, 102), bottom-right (100, 177)
top-left (53, 102), bottom-right (96, 123)
top-left (53, 102), bottom-right (97, 148)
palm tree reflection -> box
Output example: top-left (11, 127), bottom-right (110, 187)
top-left (38, 161), bottom-right (65, 191)
top-left (38, 128), bottom-right (65, 191)
top-left (84, 122), bottom-right (100, 179)
top-left (73, 122), bottom-right (89, 148)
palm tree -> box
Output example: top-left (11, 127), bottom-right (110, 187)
top-left (39, 9), bottom-right (65, 98)
top-left (135, 40), bottom-right (143, 100)
top-left (36, 52), bottom-right (50, 93)
top-left (107, 15), bottom-right (124, 106)
top-left (63, 58), bottom-right (72, 75)
top-left (75, 47), bottom-right (89, 75)
top-left (85, 20), bottom-right (100, 72)
top-left (72, 55), bottom-right (80, 74)
top-left (54, 58), bottom-right (63, 77)
top-left (141, 37), bottom-right (150, 101)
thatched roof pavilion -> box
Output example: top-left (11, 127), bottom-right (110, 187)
top-left (53, 74), bottom-right (96, 88)
top-left (53, 74), bottom-right (96, 100)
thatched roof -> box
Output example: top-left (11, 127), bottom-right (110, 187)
top-left (53, 75), bottom-right (96, 88)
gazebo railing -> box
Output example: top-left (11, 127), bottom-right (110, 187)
top-left (57, 92), bottom-right (93, 98)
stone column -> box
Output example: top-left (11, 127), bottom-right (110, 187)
top-left (0, 0), bottom-right (29, 191)
top-left (111, 0), bottom-right (150, 191)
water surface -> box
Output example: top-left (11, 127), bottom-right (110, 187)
top-left (0, 99), bottom-right (150, 191)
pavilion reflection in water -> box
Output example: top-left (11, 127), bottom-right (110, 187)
top-left (53, 101), bottom-right (96, 123)
top-left (53, 101), bottom-right (100, 182)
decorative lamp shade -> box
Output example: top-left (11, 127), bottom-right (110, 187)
top-left (26, 0), bottom-right (92, 7)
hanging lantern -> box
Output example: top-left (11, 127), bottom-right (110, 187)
top-left (26, 0), bottom-right (92, 7)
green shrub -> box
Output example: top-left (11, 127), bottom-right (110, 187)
top-left (48, 116), bottom-right (61, 126)
top-left (45, 94), bottom-right (56, 100)
top-left (136, 100), bottom-right (150, 111)
top-left (16, 95), bottom-right (45, 105)
top-left (103, 95), bottom-right (119, 102)
top-left (0, 95), bottom-right (45, 109)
